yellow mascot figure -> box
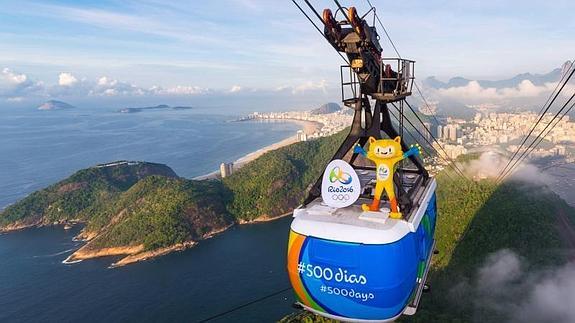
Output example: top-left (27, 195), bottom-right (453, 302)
top-left (354, 136), bottom-right (421, 219)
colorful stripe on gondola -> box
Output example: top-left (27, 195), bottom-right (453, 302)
top-left (287, 231), bottom-right (326, 312)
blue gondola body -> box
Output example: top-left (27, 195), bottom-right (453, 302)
top-left (287, 181), bottom-right (437, 322)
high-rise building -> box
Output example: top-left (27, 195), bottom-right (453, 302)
top-left (436, 125), bottom-right (443, 139)
top-left (443, 125), bottom-right (450, 140)
top-left (449, 125), bottom-right (458, 141)
top-left (220, 162), bottom-right (234, 178)
top-left (442, 124), bottom-right (458, 141)
top-left (297, 130), bottom-right (308, 142)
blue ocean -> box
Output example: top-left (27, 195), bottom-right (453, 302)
top-left (0, 106), bottom-right (298, 322)
top-left (0, 106), bottom-right (300, 208)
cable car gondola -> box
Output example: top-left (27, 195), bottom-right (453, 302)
top-left (287, 4), bottom-right (438, 322)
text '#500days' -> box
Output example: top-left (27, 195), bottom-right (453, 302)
top-left (320, 285), bottom-right (375, 302)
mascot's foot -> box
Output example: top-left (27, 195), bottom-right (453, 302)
top-left (362, 203), bottom-right (380, 212)
top-left (389, 212), bottom-right (402, 219)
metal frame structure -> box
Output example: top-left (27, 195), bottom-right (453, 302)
top-left (341, 58), bottom-right (415, 107)
top-left (304, 5), bottom-right (429, 214)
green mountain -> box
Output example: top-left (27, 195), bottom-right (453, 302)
top-left (223, 129), bottom-right (347, 221)
top-left (0, 161), bottom-right (178, 230)
top-left (0, 131), bottom-right (347, 266)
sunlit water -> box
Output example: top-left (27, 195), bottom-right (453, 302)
top-left (0, 107), bottom-right (299, 209)
top-left (0, 106), bottom-right (298, 322)
top-left (0, 219), bottom-right (294, 322)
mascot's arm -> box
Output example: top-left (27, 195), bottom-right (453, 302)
top-left (403, 144), bottom-right (422, 160)
top-left (354, 144), bottom-right (368, 157)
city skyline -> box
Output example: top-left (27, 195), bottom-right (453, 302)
top-left (246, 107), bottom-right (575, 169)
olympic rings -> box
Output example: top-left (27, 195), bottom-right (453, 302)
top-left (331, 194), bottom-right (350, 201)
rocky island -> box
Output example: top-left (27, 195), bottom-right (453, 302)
top-left (37, 100), bottom-right (76, 111)
top-left (0, 131), bottom-right (346, 267)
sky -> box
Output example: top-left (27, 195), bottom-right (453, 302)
top-left (0, 0), bottom-right (574, 108)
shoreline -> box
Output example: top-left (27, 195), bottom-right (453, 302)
top-left (1, 117), bottom-right (314, 268)
top-left (105, 214), bottom-right (294, 267)
top-left (238, 211), bottom-right (292, 224)
top-left (193, 119), bottom-right (323, 180)
top-left (61, 214), bottom-right (293, 268)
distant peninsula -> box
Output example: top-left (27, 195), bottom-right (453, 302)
top-left (118, 104), bottom-right (192, 113)
top-left (0, 131), bottom-right (346, 267)
top-left (38, 100), bottom-right (76, 111)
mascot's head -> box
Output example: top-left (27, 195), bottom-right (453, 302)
top-left (367, 136), bottom-right (403, 160)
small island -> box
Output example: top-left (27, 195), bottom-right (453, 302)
top-left (37, 100), bottom-right (76, 111)
top-left (118, 104), bottom-right (192, 113)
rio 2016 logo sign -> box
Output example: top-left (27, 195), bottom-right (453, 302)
top-left (321, 160), bottom-right (360, 208)
top-left (329, 167), bottom-right (352, 185)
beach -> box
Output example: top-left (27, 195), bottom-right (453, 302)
top-left (194, 119), bottom-right (323, 180)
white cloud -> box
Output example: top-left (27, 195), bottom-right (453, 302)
top-left (96, 76), bottom-right (113, 87)
top-left (290, 80), bottom-right (328, 94)
top-left (477, 249), bottom-right (523, 290)
top-left (91, 76), bottom-right (145, 96)
top-left (2, 68), bottom-right (28, 84)
top-left (501, 80), bottom-right (549, 97)
top-left (229, 85), bottom-right (242, 93)
top-left (514, 263), bottom-right (575, 323)
top-left (0, 68), bottom-right (44, 100)
top-left (437, 80), bottom-right (549, 101)
top-left (58, 72), bottom-right (78, 86)
top-left (431, 79), bottom-right (575, 104)
top-left (456, 249), bottom-right (575, 323)
top-left (150, 85), bottom-right (211, 96)
top-left (462, 151), bottom-right (550, 184)
top-left (463, 151), bottom-right (507, 178)
top-left (0, 68), bottom-right (334, 103)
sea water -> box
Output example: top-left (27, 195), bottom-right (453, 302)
top-left (0, 106), bottom-right (298, 322)
top-left (0, 106), bottom-right (300, 209)
top-left (0, 218), bottom-right (294, 322)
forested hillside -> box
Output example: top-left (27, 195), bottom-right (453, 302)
top-left (223, 130), bottom-right (347, 221)
top-left (0, 131), bottom-right (347, 265)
